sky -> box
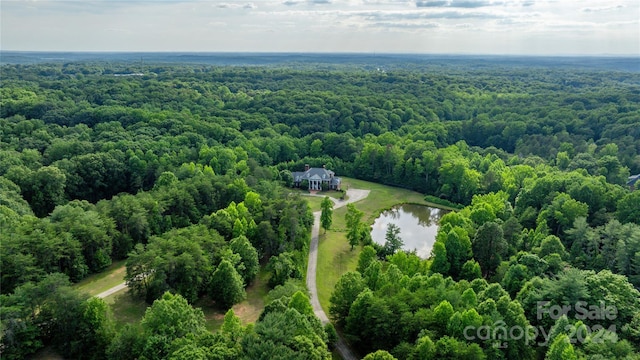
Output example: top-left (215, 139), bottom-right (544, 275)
top-left (1, 0), bottom-right (639, 55)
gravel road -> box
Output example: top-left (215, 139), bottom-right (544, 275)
top-left (306, 188), bottom-right (370, 360)
top-left (95, 282), bottom-right (127, 299)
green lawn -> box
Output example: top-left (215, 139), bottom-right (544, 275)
top-left (72, 260), bottom-right (148, 327)
top-left (317, 230), bottom-right (361, 313)
top-left (294, 189), bottom-right (345, 213)
top-left (316, 177), bottom-right (434, 313)
top-left (341, 177), bottom-right (435, 224)
top-left (107, 289), bottom-right (148, 326)
top-left (304, 196), bottom-right (325, 212)
top-left (75, 260), bottom-right (126, 296)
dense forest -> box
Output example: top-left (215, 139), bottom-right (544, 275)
top-left (1, 59), bottom-right (639, 359)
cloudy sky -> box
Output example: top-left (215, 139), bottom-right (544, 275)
top-left (1, 0), bottom-right (638, 55)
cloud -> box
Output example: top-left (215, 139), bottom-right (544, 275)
top-left (582, 5), bottom-right (624, 13)
top-left (283, 0), bottom-right (332, 5)
top-left (416, 0), bottom-right (501, 8)
top-left (370, 21), bottom-right (439, 29)
top-left (265, 8), bottom-right (506, 25)
top-left (2, 0), bottom-right (637, 54)
top-left (217, 2), bottom-right (256, 9)
top-left (104, 27), bottom-right (133, 34)
top-left (416, 0), bottom-right (448, 7)
top-left (363, 0), bottom-right (414, 3)
top-left (431, 10), bottom-right (502, 19)
top-left (362, 9), bottom-right (504, 20)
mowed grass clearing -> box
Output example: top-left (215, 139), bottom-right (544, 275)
top-left (316, 177), bottom-right (431, 313)
top-left (92, 265), bottom-right (271, 331)
top-left (75, 260), bottom-right (126, 296)
top-left (303, 195), bottom-right (325, 212)
top-left (107, 290), bottom-right (148, 325)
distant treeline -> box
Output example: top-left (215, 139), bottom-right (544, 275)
top-left (1, 62), bottom-right (639, 360)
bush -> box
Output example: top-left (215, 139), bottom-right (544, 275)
top-left (424, 195), bottom-right (463, 209)
top-left (324, 323), bottom-right (338, 349)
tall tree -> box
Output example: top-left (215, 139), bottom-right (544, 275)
top-left (210, 260), bottom-right (246, 309)
top-left (617, 191), bottom-right (640, 225)
top-left (49, 201), bottom-right (114, 273)
top-left (538, 193), bottom-right (589, 236)
top-left (229, 235), bottom-right (259, 285)
top-left (140, 292), bottom-right (207, 360)
top-left (472, 221), bottom-right (506, 277)
top-left (430, 241), bottom-right (450, 275)
top-left (545, 334), bottom-right (577, 360)
top-left (329, 271), bottom-right (366, 327)
top-left (320, 196), bottom-right (333, 233)
top-left (220, 309), bottom-right (245, 343)
top-left (383, 223), bottom-right (403, 256)
top-left (288, 291), bottom-right (315, 316)
top-left (345, 203), bottom-right (364, 250)
top-left (31, 166), bottom-right (67, 217)
top-left (439, 226), bottom-right (472, 279)
top-left (267, 251), bottom-right (302, 287)
top-left (357, 245), bottom-right (378, 273)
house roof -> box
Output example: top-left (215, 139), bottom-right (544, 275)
top-left (628, 174), bottom-right (640, 186)
top-left (292, 167), bottom-right (336, 182)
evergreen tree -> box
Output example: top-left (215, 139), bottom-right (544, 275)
top-left (229, 235), bottom-right (259, 285)
top-left (383, 223), bottom-right (404, 256)
top-left (357, 245), bottom-right (378, 272)
top-left (473, 221), bottom-right (506, 277)
top-left (545, 334), bottom-right (577, 360)
top-left (210, 260), bottom-right (246, 309)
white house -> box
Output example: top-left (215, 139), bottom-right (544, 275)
top-left (291, 164), bottom-right (341, 191)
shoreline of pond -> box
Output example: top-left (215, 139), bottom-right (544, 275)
top-left (370, 203), bottom-right (451, 259)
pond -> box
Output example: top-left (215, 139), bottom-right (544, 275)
top-left (370, 204), bottom-right (449, 259)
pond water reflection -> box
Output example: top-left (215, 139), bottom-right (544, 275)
top-left (370, 204), bottom-right (449, 259)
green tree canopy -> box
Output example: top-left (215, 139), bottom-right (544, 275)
top-left (320, 196), bottom-right (333, 233)
top-left (210, 259), bottom-right (246, 309)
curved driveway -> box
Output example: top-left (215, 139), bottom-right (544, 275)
top-left (306, 189), bottom-right (370, 360)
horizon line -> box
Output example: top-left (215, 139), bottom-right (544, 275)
top-left (2, 50), bottom-right (639, 58)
